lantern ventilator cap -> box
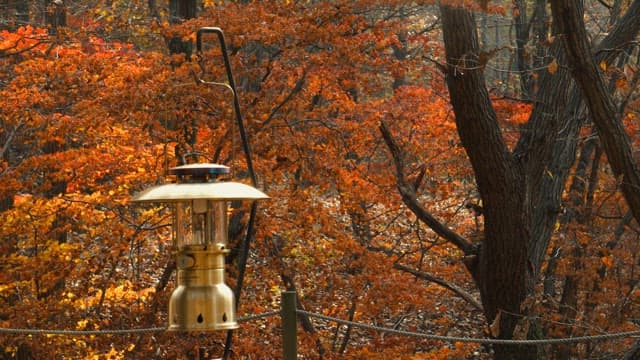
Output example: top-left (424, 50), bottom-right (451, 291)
top-left (131, 163), bottom-right (268, 202)
top-left (169, 163), bottom-right (230, 178)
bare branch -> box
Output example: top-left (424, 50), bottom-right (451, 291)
top-left (596, 0), bottom-right (613, 9)
top-left (0, 38), bottom-right (48, 59)
top-left (379, 119), bottom-right (475, 255)
top-left (1, 120), bottom-right (23, 160)
top-left (394, 263), bottom-right (482, 311)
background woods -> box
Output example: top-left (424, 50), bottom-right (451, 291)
top-left (0, 1), bottom-right (639, 359)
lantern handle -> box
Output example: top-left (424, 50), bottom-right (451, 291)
top-left (180, 151), bottom-right (207, 165)
top-left (195, 27), bottom-right (257, 188)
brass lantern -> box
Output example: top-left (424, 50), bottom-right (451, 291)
top-left (132, 163), bottom-right (268, 331)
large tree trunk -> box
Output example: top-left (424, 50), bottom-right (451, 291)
top-left (15, 1), bottom-right (29, 28)
top-left (45, 0), bottom-right (66, 34)
top-left (439, 6), bottom-right (537, 359)
top-left (167, 0), bottom-right (197, 56)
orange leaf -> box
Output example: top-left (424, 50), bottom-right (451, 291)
top-left (547, 59), bottom-right (558, 74)
top-left (601, 255), bottom-right (614, 269)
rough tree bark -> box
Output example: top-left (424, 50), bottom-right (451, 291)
top-left (439, 6), bottom-right (538, 359)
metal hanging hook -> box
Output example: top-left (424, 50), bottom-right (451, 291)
top-left (195, 27), bottom-right (257, 188)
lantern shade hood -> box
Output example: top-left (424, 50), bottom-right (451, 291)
top-left (131, 181), bottom-right (269, 202)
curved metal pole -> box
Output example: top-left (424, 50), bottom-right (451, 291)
top-left (196, 27), bottom-right (257, 188)
top-left (196, 27), bottom-right (259, 360)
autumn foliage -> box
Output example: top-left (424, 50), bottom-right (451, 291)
top-left (0, 1), bottom-right (639, 359)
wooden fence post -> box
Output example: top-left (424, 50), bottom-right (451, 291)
top-left (281, 291), bottom-right (297, 360)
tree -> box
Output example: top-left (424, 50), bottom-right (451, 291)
top-left (550, 1), bottom-right (640, 222)
top-left (380, 1), bottom-right (640, 359)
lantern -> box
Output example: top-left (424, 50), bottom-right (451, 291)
top-left (131, 163), bottom-right (268, 331)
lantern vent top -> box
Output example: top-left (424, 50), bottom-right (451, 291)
top-left (170, 163), bottom-right (230, 182)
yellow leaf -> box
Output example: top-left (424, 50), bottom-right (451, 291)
top-left (547, 59), bottom-right (558, 74)
top-left (76, 319), bottom-right (88, 329)
top-left (600, 60), bottom-right (607, 71)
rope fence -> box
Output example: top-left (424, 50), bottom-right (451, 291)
top-left (0, 327), bottom-right (166, 336)
top-left (297, 309), bottom-right (640, 345)
top-left (0, 311), bottom-right (280, 336)
top-left (1, 291), bottom-right (639, 356)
